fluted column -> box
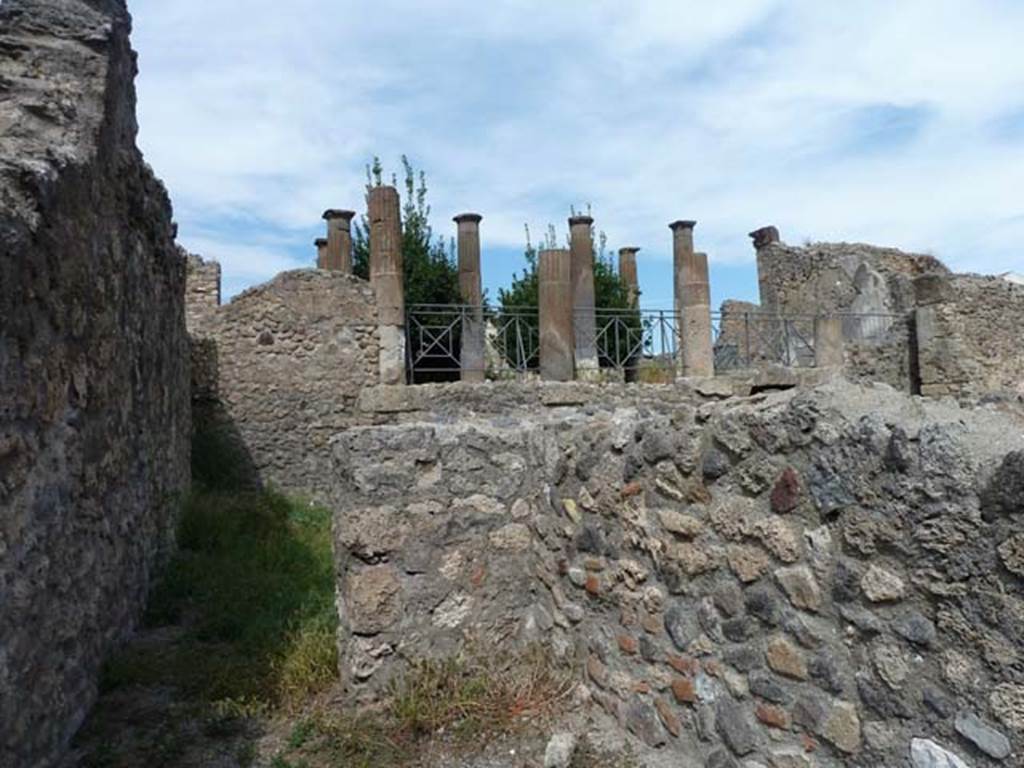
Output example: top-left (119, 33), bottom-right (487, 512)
top-left (368, 187), bottom-right (405, 384)
top-left (539, 248), bottom-right (574, 382)
top-left (618, 247), bottom-right (640, 308)
top-left (455, 213), bottom-right (484, 382)
top-left (671, 220), bottom-right (714, 377)
top-left (322, 209), bottom-right (355, 272)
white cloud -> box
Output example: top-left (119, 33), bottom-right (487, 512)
top-left (130, 0), bottom-right (1024, 298)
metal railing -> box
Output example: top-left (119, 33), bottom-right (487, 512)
top-left (405, 304), bottom-right (539, 380)
top-left (406, 304), bottom-right (912, 381)
top-left (581, 308), bottom-right (680, 375)
top-left (712, 311), bottom-right (817, 371)
top-left (711, 310), bottom-right (910, 372)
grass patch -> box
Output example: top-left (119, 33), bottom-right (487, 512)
top-left (274, 647), bottom-right (577, 768)
top-left (89, 427), bottom-right (587, 767)
top-left (102, 486), bottom-right (338, 712)
top-left (388, 648), bottom-right (574, 738)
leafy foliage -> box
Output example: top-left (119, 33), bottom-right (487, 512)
top-left (352, 156), bottom-right (461, 306)
top-left (497, 220), bottom-right (634, 312)
top-left (496, 215), bottom-right (640, 370)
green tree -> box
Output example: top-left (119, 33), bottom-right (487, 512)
top-left (352, 156), bottom-right (460, 306)
top-left (498, 218), bottom-right (634, 311)
top-left (496, 213), bottom-right (639, 370)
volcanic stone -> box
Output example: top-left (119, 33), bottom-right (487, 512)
top-left (861, 565), bottom-right (906, 602)
top-left (954, 711), bottom-right (1011, 760)
top-left (775, 565), bottom-right (823, 612)
top-left (770, 467), bottom-right (802, 513)
top-left (716, 700), bottom-right (760, 756)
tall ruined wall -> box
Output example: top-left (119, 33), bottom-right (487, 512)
top-left (0, 2), bottom-right (190, 766)
top-left (185, 253), bottom-right (222, 403)
top-left (333, 382), bottom-right (1024, 767)
top-left (754, 240), bottom-right (947, 393)
top-left (191, 269), bottom-right (379, 498)
top-left (756, 241), bottom-right (947, 317)
top-left (916, 274), bottom-right (1024, 398)
top-left (184, 251), bottom-right (221, 334)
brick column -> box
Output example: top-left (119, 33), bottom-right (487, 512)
top-left (618, 247), bottom-right (640, 308)
top-left (814, 315), bottom-right (845, 369)
top-left (368, 187), bottom-right (405, 384)
top-left (322, 209), bottom-right (355, 273)
top-left (569, 215), bottom-right (599, 378)
top-left (314, 238), bottom-right (328, 269)
top-left (671, 220), bottom-right (714, 377)
top-left (455, 213), bottom-right (485, 382)
top-left (539, 248), bottom-right (574, 382)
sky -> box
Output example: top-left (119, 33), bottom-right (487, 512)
top-left (130, 0), bottom-right (1024, 308)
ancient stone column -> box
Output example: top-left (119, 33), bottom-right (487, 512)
top-left (671, 220), bottom-right (714, 377)
top-left (815, 315), bottom-right (845, 369)
top-left (368, 187), bottom-right (405, 384)
top-left (539, 248), bottom-right (574, 382)
top-left (314, 238), bottom-right (328, 269)
top-left (671, 220), bottom-right (695, 323)
top-left (618, 247), bottom-right (640, 308)
top-left (751, 225), bottom-right (782, 310)
top-left (322, 209), bottom-right (356, 272)
top-left (569, 215), bottom-right (599, 378)
top-left (455, 213), bottom-right (485, 382)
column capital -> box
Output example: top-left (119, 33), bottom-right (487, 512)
top-left (568, 215), bottom-right (594, 227)
top-left (619, 246), bottom-right (641, 256)
top-left (453, 212), bottom-right (483, 225)
top-left (323, 209), bottom-right (356, 222)
top-left (669, 220), bottom-right (697, 232)
top-left (314, 237), bottom-right (327, 246)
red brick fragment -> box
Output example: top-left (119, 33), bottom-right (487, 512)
top-left (617, 635), bottom-right (639, 655)
top-left (671, 677), bottom-right (697, 704)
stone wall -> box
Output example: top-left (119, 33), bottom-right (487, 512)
top-left (756, 241), bottom-right (948, 317)
top-left (916, 273), bottom-right (1024, 398)
top-left (333, 381), bottom-right (1024, 767)
top-left (185, 251), bottom-right (221, 334)
top-left (715, 300), bottom-right (762, 369)
top-left (0, 2), bottom-right (191, 765)
top-left (185, 253), bottom-right (222, 403)
top-left (191, 268), bottom-right (379, 498)
top-left (751, 240), bottom-right (950, 393)
top-left (842, 313), bottom-right (918, 394)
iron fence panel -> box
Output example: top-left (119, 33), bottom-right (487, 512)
top-left (407, 305), bottom-right (913, 381)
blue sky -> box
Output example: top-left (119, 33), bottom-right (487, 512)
top-left (130, 0), bottom-right (1024, 307)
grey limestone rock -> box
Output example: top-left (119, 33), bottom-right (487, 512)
top-left (665, 603), bottom-right (700, 651)
top-left (626, 699), bottom-right (667, 748)
top-left (954, 711), bottom-right (1011, 760)
top-left (911, 738), bottom-right (973, 768)
top-left (716, 700), bottom-right (760, 756)
top-left (543, 732), bottom-right (578, 768)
